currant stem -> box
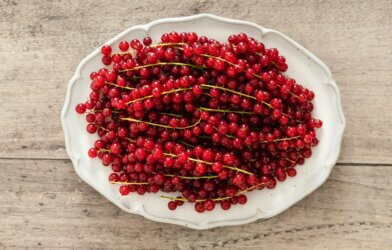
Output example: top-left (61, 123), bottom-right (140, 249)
top-left (163, 153), bottom-right (254, 175)
top-left (270, 61), bottom-right (280, 69)
top-left (106, 82), bottom-right (135, 90)
top-left (289, 92), bottom-right (300, 98)
top-left (160, 195), bottom-right (188, 202)
top-left (260, 136), bottom-right (300, 143)
top-left (273, 136), bottom-right (300, 142)
top-left (153, 42), bottom-right (187, 47)
top-left (178, 140), bottom-right (195, 148)
top-left (222, 165), bottom-right (253, 175)
top-left (201, 133), bottom-right (300, 144)
top-left (120, 62), bottom-right (205, 72)
top-left (110, 181), bottom-right (149, 185)
top-left (96, 126), bottom-right (109, 132)
top-left (198, 107), bottom-right (255, 115)
top-left (159, 112), bottom-right (182, 118)
top-left (125, 137), bottom-right (136, 143)
top-left (120, 117), bottom-right (201, 130)
top-left (199, 134), bottom-right (235, 140)
top-left (126, 87), bottom-right (192, 104)
top-left (199, 85), bottom-right (294, 117)
top-left (284, 157), bottom-right (296, 164)
top-left (164, 174), bottom-right (218, 180)
top-left (202, 53), bottom-right (237, 66)
top-left (201, 84), bottom-right (255, 100)
top-left (236, 182), bottom-right (265, 195)
top-left (160, 182), bottom-right (266, 202)
top-left (94, 109), bottom-right (122, 114)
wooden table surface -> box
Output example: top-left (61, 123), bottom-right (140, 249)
top-left (1, 0), bottom-right (391, 249)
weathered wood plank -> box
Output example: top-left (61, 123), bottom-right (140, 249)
top-left (1, 1), bottom-right (391, 249)
top-left (0, 0), bottom-right (391, 163)
top-left (0, 159), bottom-right (391, 249)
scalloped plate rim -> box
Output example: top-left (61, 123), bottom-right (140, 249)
top-left (61, 13), bottom-right (346, 230)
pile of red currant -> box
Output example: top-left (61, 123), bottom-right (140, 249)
top-left (75, 31), bottom-right (322, 213)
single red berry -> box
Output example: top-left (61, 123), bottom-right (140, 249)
top-left (119, 185), bottom-right (130, 196)
top-left (86, 124), bottom-right (97, 134)
top-left (178, 152), bottom-right (189, 164)
top-left (195, 202), bottom-right (205, 213)
top-left (110, 143), bottom-right (122, 154)
top-left (212, 161), bottom-right (223, 173)
top-left (168, 201), bottom-right (178, 210)
top-left (164, 157), bottom-right (175, 168)
top-left (101, 45), bottom-right (112, 56)
top-left (119, 41), bottom-right (129, 51)
top-left (204, 200), bottom-right (215, 211)
top-left (221, 200), bottom-right (231, 210)
top-left (195, 163), bottom-right (206, 175)
top-left (287, 168), bottom-right (297, 177)
top-left (75, 103), bottom-right (86, 114)
top-left (88, 148), bottom-right (98, 158)
top-left (108, 173), bottom-right (120, 182)
top-left (238, 194), bottom-right (247, 204)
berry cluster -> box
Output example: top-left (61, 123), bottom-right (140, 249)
top-left (75, 31), bottom-right (322, 212)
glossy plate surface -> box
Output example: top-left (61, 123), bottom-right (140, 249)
top-left (61, 14), bottom-right (345, 230)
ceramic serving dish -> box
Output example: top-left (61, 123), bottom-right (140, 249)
top-left (61, 13), bottom-right (345, 230)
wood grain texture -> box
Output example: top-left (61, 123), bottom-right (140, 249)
top-left (0, 159), bottom-right (391, 249)
top-left (0, 0), bottom-right (391, 163)
top-left (1, 0), bottom-right (392, 249)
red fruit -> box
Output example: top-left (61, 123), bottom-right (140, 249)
top-left (75, 32), bottom-right (321, 212)
top-left (110, 143), bottom-right (122, 154)
top-left (195, 163), bottom-right (206, 175)
top-left (88, 148), bottom-right (98, 158)
top-left (168, 201), bottom-right (177, 210)
top-left (75, 103), bottom-right (86, 114)
top-left (119, 41), bottom-right (129, 51)
top-left (221, 200), bottom-right (231, 210)
top-left (238, 194), bottom-right (247, 204)
top-left (204, 200), bottom-right (215, 211)
top-left (119, 185), bottom-right (130, 195)
top-left (101, 45), bottom-right (112, 56)
top-left (212, 161), bottom-right (223, 173)
top-left (195, 202), bottom-right (205, 213)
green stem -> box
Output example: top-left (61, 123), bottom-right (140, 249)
top-left (110, 181), bottom-right (149, 185)
top-left (201, 84), bottom-right (293, 113)
top-left (201, 84), bottom-right (256, 100)
top-left (178, 140), bottom-right (195, 148)
top-left (125, 137), bottom-right (136, 143)
top-left (96, 126), bottom-right (109, 132)
top-left (163, 153), bottom-right (253, 175)
top-left (106, 82), bottom-right (135, 90)
top-left (198, 107), bottom-right (255, 115)
top-left (201, 53), bottom-right (237, 66)
top-left (120, 62), bottom-right (205, 72)
top-left (94, 109), bottom-right (122, 114)
top-left (164, 174), bottom-right (218, 180)
top-left (159, 112), bottom-right (182, 118)
top-left (126, 87), bottom-right (192, 105)
top-left (120, 117), bottom-right (201, 130)
top-left (153, 42), bottom-right (187, 47)
top-left (260, 136), bottom-right (300, 143)
top-left (160, 195), bottom-right (188, 202)
top-left (285, 157), bottom-right (296, 164)
top-left (161, 182), bottom-right (266, 202)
